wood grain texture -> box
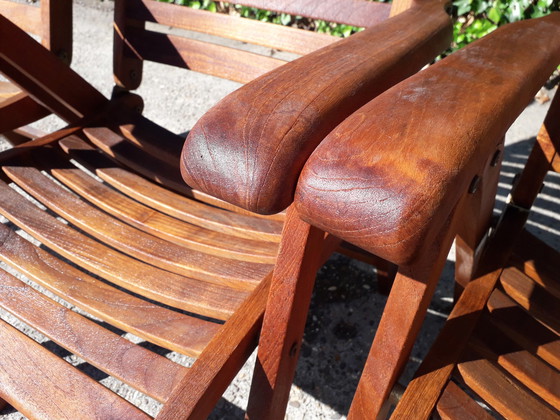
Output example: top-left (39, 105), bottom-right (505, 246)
top-left (181, 0), bottom-right (451, 215)
top-left (129, 0), bottom-right (336, 55)
top-left (0, 0), bottom-right (41, 34)
top-left (296, 13), bottom-right (560, 265)
top-left (59, 136), bottom-right (283, 242)
top-left (0, 223), bottom-right (219, 357)
top-left (436, 381), bottom-right (494, 420)
top-left (0, 268), bottom-right (187, 403)
top-left (0, 319), bottom-right (150, 420)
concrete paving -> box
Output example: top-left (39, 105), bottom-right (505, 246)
top-left (0, 1), bottom-right (558, 418)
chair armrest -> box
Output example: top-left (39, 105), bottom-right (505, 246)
top-left (295, 13), bottom-right (560, 265)
top-left (0, 14), bottom-right (107, 122)
top-left (180, 0), bottom-right (452, 215)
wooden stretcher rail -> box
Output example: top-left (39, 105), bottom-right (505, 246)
top-left (295, 12), bottom-right (560, 265)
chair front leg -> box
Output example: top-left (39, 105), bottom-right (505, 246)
top-left (246, 205), bottom-right (340, 420)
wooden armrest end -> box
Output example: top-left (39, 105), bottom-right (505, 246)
top-left (295, 14), bottom-right (560, 265)
top-left (181, 0), bottom-right (452, 215)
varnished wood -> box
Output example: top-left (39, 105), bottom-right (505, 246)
top-left (182, 0), bottom-right (452, 214)
top-left (436, 381), bottom-right (494, 420)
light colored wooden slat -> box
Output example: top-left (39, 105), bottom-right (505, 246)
top-left (50, 164), bottom-right (278, 263)
top-left (4, 165), bottom-right (271, 289)
top-left (0, 180), bottom-right (246, 320)
top-left (0, 267), bottom-right (187, 402)
top-left (436, 381), bottom-right (494, 420)
top-left (487, 289), bottom-right (560, 371)
top-left (471, 322), bottom-right (560, 410)
top-left (0, 319), bottom-right (150, 420)
top-left (67, 134), bottom-right (284, 238)
top-left (500, 266), bottom-right (560, 334)
top-left (0, 0), bottom-right (42, 35)
top-left (133, 30), bottom-right (287, 83)
top-left (130, 0), bottom-right (336, 55)
top-left (511, 230), bottom-right (560, 300)
top-left (0, 222), bottom-right (219, 356)
top-left (0, 80), bottom-right (20, 98)
top-left (227, 0), bottom-right (391, 27)
top-left (457, 355), bottom-right (559, 420)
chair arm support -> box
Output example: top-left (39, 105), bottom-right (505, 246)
top-left (180, 0), bottom-right (452, 215)
top-left (295, 13), bottom-right (560, 265)
top-left (0, 15), bottom-right (107, 122)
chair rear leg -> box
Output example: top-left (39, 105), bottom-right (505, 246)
top-left (246, 206), bottom-right (339, 420)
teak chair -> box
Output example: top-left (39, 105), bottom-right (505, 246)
top-left (239, 13), bottom-right (560, 420)
top-left (389, 17), bottom-right (560, 420)
top-left (0, 0), bottom-right (452, 418)
top-left (0, 0), bottom-right (72, 141)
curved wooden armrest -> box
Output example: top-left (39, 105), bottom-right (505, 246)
top-left (295, 13), bottom-right (560, 265)
top-left (0, 14), bottom-right (107, 122)
top-left (181, 0), bottom-right (452, 215)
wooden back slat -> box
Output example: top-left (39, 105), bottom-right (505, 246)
top-left (0, 319), bottom-right (150, 420)
top-left (0, 0), bottom-right (41, 34)
top-left (132, 29), bottom-right (287, 84)
top-left (129, 0), bottom-right (336, 55)
top-left (229, 0), bottom-right (391, 27)
top-left (0, 268), bottom-right (187, 403)
top-left (0, 223), bottom-right (219, 357)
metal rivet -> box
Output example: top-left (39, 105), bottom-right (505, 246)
top-left (468, 175), bottom-right (481, 194)
top-left (490, 149), bottom-right (501, 167)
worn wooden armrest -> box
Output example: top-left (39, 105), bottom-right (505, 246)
top-left (0, 14), bottom-right (107, 122)
top-left (295, 13), bottom-right (560, 265)
top-left (180, 0), bottom-right (452, 215)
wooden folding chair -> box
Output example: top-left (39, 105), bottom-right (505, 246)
top-left (0, 0), bottom-right (71, 141)
top-left (0, 0), bottom-right (452, 418)
top-left (244, 12), bottom-right (560, 420)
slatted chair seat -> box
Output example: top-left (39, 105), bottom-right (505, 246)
top-left (0, 0), bottom-right (453, 418)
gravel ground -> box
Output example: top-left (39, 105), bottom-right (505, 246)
top-left (0, 1), bottom-right (558, 418)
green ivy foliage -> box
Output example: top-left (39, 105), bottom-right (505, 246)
top-left (452, 0), bottom-right (559, 50)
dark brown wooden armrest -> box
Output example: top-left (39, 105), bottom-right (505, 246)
top-left (181, 0), bottom-right (452, 215)
top-left (295, 13), bottom-right (560, 265)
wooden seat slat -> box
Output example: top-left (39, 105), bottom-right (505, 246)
top-left (0, 80), bottom-right (20, 98)
top-left (127, 0), bottom-right (336, 56)
top-left (0, 319), bottom-right (150, 420)
top-left (0, 268), bottom-right (186, 402)
top-left (133, 29), bottom-right (287, 84)
top-left (457, 354), bottom-right (558, 420)
top-left (511, 230), bottom-right (560, 300)
top-left (471, 320), bottom-right (560, 410)
top-left (436, 381), bottom-right (494, 420)
top-left (487, 289), bottom-right (560, 370)
top-left (0, 180), bottom-right (247, 320)
top-left (500, 266), bottom-right (560, 335)
top-left (61, 135), bottom-right (283, 239)
top-left (0, 223), bottom-right (219, 356)
top-left (50, 164), bottom-right (278, 263)
top-left (4, 165), bottom-right (271, 288)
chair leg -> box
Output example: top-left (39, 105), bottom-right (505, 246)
top-left (347, 222), bottom-right (457, 420)
top-left (246, 206), bottom-right (337, 420)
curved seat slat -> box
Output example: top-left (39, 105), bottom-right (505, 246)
top-left (4, 166), bottom-right (270, 289)
top-left (0, 180), bottom-right (247, 320)
top-left (48, 163), bottom-right (278, 264)
top-left (0, 223), bottom-right (219, 356)
top-left (0, 319), bottom-right (150, 420)
top-left (59, 136), bottom-right (284, 240)
top-left (0, 268), bottom-right (187, 402)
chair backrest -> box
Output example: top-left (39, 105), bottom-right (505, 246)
top-left (0, 0), bottom-right (72, 63)
top-left (113, 0), bottom-right (409, 89)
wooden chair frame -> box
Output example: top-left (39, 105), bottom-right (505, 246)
top-left (0, 0), bottom-right (453, 418)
